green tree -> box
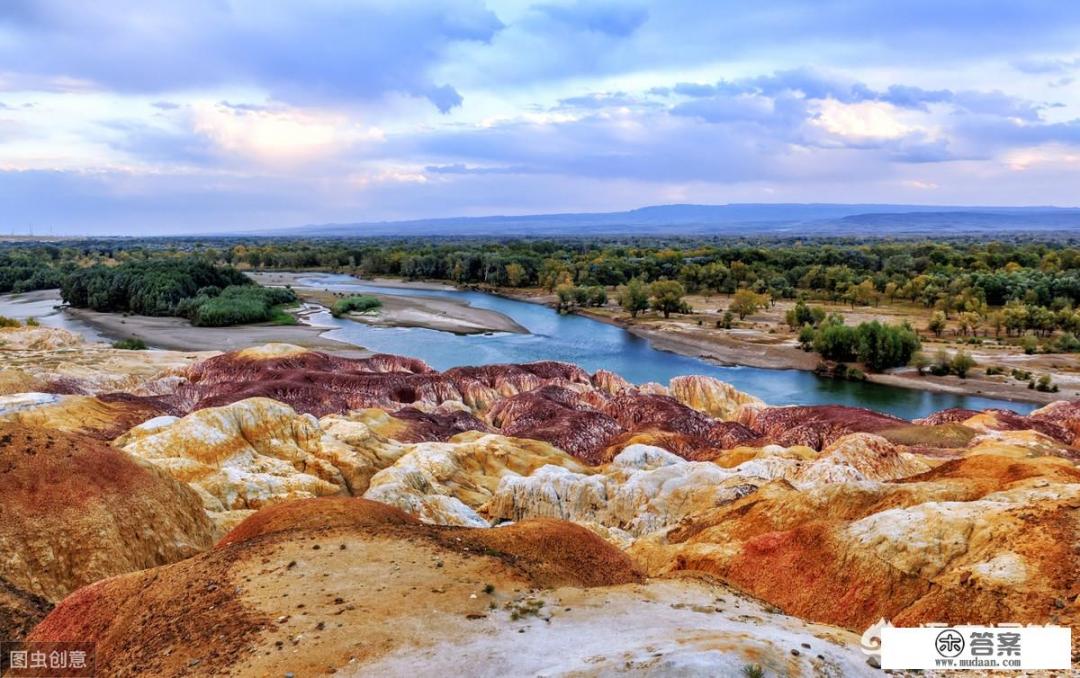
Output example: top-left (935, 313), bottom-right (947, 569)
top-left (912, 351), bottom-right (930, 375)
top-left (730, 289), bottom-right (767, 320)
top-left (951, 350), bottom-right (976, 378)
top-left (617, 278), bottom-right (650, 318)
top-left (814, 322), bottom-right (858, 362)
top-left (585, 286), bottom-right (608, 307)
top-left (555, 284), bottom-right (579, 312)
top-left (854, 321), bottom-right (921, 371)
top-left (649, 279), bottom-right (690, 319)
top-left (928, 311), bottom-right (947, 337)
top-left (785, 301), bottom-right (816, 329)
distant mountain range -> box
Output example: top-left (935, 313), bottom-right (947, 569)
top-left (270, 203), bottom-right (1080, 238)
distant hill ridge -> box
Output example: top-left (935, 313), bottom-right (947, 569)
top-left (270, 203), bottom-right (1080, 237)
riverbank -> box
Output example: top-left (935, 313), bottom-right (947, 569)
top-left (64, 306), bottom-right (372, 357)
top-left (480, 285), bottom-right (1073, 406)
top-left (250, 272), bottom-right (527, 335)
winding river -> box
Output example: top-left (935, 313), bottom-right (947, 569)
top-left (298, 274), bottom-right (1036, 418)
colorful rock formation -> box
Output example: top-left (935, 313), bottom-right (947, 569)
top-left (30, 497), bottom-right (874, 677)
top-left (6, 339), bottom-right (1079, 673)
top-left (0, 424), bottom-right (215, 603)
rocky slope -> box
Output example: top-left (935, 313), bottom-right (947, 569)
top-left (0, 424), bottom-right (215, 604)
top-left (4, 328), bottom-right (1079, 671)
top-left (30, 497), bottom-right (872, 677)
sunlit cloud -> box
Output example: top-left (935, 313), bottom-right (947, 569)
top-left (191, 103), bottom-right (383, 162)
top-left (1004, 144), bottom-right (1080, 171)
top-left (812, 100), bottom-right (922, 140)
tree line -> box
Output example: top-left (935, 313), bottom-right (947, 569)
top-left (59, 259), bottom-right (296, 326)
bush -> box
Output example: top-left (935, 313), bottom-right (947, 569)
top-left (585, 285), bottom-right (608, 307)
top-left (1054, 332), bottom-right (1080, 353)
top-left (189, 286), bottom-right (299, 327)
top-left (1035, 374), bottom-right (1058, 392)
top-left (985, 365), bottom-right (1005, 376)
top-left (950, 350), bottom-right (976, 378)
top-left (1011, 368), bottom-right (1032, 381)
top-left (24, 317), bottom-right (40, 327)
top-left (742, 664), bottom-right (765, 678)
top-left (785, 301), bottom-right (823, 329)
top-left (0, 315), bottom-right (20, 328)
top-left (854, 320), bottom-right (921, 371)
top-left (813, 322), bottom-right (858, 362)
top-left (112, 338), bottom-right (147, 350)
top-left (912, 351), bottom-right (930, 375)
top-left (331, 295), bottom-right (382, 317)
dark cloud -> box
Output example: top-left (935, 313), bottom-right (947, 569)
top-left (421, 85), bottom-right (464, 114)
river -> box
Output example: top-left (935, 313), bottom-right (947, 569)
top-left (296, 274), bottom-right (1036, 418)
top-left (0, 289), bottom-right (112, 343)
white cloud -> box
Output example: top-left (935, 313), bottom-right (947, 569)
top-left (191, 103), bottom-right (383, 162)
top-left (812, 99), bottom-right (922, 140)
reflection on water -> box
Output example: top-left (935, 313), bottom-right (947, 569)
top-left (0, 290), bottom-right (111, 344)
top-left (298, 274), bottom-right (1037, 419)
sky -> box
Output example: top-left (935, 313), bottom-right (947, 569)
top-left (2, 1), bottom-right (1080, 235)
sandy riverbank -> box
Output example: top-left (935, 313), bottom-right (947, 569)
top-left (484, 286), bottom-right (1074, 406)
top-left (64, 307), bottom-right (371, 357)
top-left (250, 272), bottom-right (527, 335)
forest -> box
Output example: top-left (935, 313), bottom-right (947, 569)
top-left (58, 259), bottom-right (297, 327)
top-left (4, 234), bottom-right (1080, 338)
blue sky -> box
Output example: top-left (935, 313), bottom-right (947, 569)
top-left (1, 1), bottom-right (1080, 234)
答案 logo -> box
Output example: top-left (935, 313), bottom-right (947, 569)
top-left (935, 629), bottom-right (965, 658)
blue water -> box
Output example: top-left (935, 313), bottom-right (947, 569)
top-left (299, 274), bottom-right (1036, 419)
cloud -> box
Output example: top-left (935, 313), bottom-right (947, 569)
top-left (1013, 56), bottom-right (1080, 75)
top-left (421, 84), bottom-right (464, 114)
top-left (531, 1), bottom-right (649, 37)
top-left (0, 1), bottom-right (502, 111)
top-left (2, 3), bottom-right (1080, 233)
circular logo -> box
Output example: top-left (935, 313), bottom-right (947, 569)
top-left (936, 629), bottom-right (965, 658)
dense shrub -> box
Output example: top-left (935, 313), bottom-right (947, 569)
top-left (188, 286), bottom-right (298, 327)
top-left (61, 259), bottom-right (249, 316)
top-left (806, 318), bottom-right (920, 370)
top-left (813, 322), bottom-right (858, 362)
top-left (950, 350), bottom-right (976, 378)
top-left (1035, 374), bottom-right (1058, 392)
top-left (854, 321), bottom-right (921, 371)
top-left (112, 338), bottom-right (148, 350)
top-left (60, 259), bottom-right (294, 327)
top-left (331, 295), bottom-right (382, 317)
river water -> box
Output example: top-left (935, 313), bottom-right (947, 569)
top-left (0, 290), bottom-right (111, 343)
top-left (297, 274), bottom-right (1035, 418)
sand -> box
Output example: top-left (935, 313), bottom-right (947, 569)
top-left (251, 272), bottom-right (527, 335)
top-left (64, 307), bottom-right (371, 356)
